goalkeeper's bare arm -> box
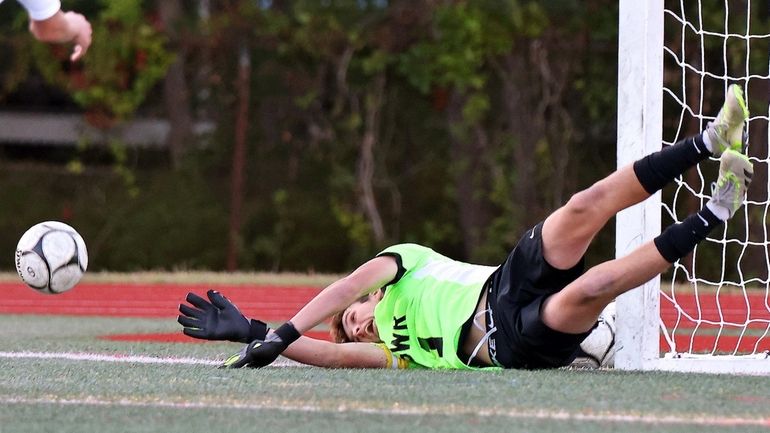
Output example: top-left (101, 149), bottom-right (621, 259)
top-left (180, 256), bottom-right (409, 369)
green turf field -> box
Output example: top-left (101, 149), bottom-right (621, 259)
top-left (1, 315), bottom-right (769, 433)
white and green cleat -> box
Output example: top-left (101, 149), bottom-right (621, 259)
top-left (706, 84), bottom-right (749, 156)
top-left (709, 149), bottom-right (753, 219)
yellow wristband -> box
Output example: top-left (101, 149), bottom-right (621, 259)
top-left (375, 343), bottom-right (408, 369)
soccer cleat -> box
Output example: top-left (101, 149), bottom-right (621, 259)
top-left (709, 149), bottom-right (753, 219)
top-left (572, 301), bottom-right (616, 369)
top-left (705, 84), bottom-right (749, 156)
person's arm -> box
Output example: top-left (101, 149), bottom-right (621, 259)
top-left (177, 286), bottom-right (407, 368)
top-left (221, 256), bottom-right (398, 369)
top-left (289, 256), bottom-right (397, 334)
top-left (281, 337), bottom-right (408, 369)
top-left (25, 3), bottom-right (92, 61)
top-left (15, 0), bottom-right (59, 21)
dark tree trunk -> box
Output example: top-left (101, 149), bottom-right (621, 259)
top-left (357, 73), bottom-right (387, 244)
top-left (159, 0), bottom-right (193, 169)
top-left (446, 91), bottom-right (492, 259)
top-left (498, 51), bottom-right (540, 228)
top-left (226, 46), bottom-right (251, 271)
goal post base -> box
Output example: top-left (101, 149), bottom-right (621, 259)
top-left (624, 353), bottom-right (770, 376)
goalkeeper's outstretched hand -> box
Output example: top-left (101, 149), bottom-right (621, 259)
top-left (177, 290), bottom-right (268, 343)
top-left (221, 322), bottom-right (301, 369)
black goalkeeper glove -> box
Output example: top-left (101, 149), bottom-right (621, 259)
top-left (220, 322), bottom-right (301, 369)
top-left (177, 290), bottom-right (269, 343)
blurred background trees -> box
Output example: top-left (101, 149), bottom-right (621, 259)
top-left (0, 0), bottom-right (623, 272)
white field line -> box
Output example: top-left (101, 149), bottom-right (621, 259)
top-left (0, 351), bottom-right (302, 367)
top-left (1, 395), bottom-right (769, 428)
top-left (0, 350), bottom-right (220, 365)
top-left (0, 351), bottom-right (768, 427)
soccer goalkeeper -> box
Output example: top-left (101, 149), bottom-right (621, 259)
top-left (179, 85), bottom-right (753, 370)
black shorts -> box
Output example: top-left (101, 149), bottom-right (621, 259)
top-left (485, 221), bottom-right (592, 369)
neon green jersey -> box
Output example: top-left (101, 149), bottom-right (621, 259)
top-left (374, 244), bottom-right (498, 370)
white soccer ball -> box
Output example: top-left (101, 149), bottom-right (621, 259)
top-left (573, 301), bottom-right (616, 369)
top-left (15, 221), bottom-right (88, 294)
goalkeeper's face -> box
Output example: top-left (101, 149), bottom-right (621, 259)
top-left (341, 291), bottom-right (383, 343)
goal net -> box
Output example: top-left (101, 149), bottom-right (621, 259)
top-left (616, 0), bottom-right (770, 374)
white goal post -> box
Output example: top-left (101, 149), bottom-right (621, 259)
top-left (616, 0), bottom-right (770, 374)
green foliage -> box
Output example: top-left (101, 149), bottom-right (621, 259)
top-left (108, 139), bottom-right (139, 198)
top-left (0, 162), bottom-right (230, 272)
top-left (399, 3), bottom-right (500, 94)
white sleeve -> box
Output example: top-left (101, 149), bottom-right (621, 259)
top-left (15, 0), bottom-right (61, 21)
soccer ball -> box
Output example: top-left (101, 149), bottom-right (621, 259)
top-left (15, 221), bottom-right (88, 294)
top-left (572, 301), bottom-right (616, 369)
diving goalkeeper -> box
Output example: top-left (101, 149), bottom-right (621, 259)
top-left (179, 85), bottom-right (753, 370)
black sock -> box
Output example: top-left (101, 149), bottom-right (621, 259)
top-left (633, 135), bottom-right (710, 194)
top-left (654, 207), bottom-right (723, 263)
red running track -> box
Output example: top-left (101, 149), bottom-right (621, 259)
top-left (1, 281), bottom-right (769, 352)
top-left (0, 282), bottom-right (322, 320)
top-left (0, 282), bottom-right (326, 343)
top-left (661, 291), bottom-right (770, 353)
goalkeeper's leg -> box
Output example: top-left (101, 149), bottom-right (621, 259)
top-left (541, 149), bottom-right (752, 334)
top-left (541, 84), bottom-right (747, 270)
top-left (540, 136), bottom-right (706, 270)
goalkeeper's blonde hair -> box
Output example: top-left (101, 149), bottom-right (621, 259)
top-left (329, 310), bottom-right (350, 343)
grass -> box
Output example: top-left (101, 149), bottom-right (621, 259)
top-left (1, 314), bottom-right (770, 433)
